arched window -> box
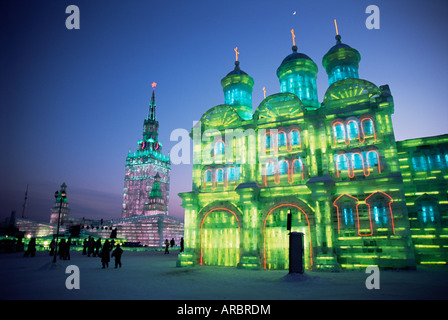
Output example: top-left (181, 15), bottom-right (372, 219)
top-left (279, 160), bottom-right (288, 175)
top-left (335, 154), bottom-right (349, 177)
top-left (227, 167), bottom-right (239, 181)
top-left (216, 168), bottom-right (224, 182)
top-left (347, 120), bottom-right (360, 140)
top-left (214, 140), bottom-right (225, 156)
top-left (278, 131), bottom-right (287, 147)
top-left (333, 122), bottom-right (345, 143)
top-left (361, 118), bottom-right (375, 137)
top-left (366, 150), bottom-right (381, 175)
top-left (204, 170), bottom-right (212, 183)
top-left (265, 161), bottom-right (274, 176)
top-left (265, 133), bottom-right (273, 149)
top-left (290, 129), bottom-right (300, 147)
top-left (352, 153), bottom-right (364, 170)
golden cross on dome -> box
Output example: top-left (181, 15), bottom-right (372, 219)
top-left (234, 47), bottom-right (240, 61)
top-left (263, 87), bottom-right (266, 99)
top-left (334, 19), bottom-right (339, 35)
top-left (291, 29), bottom-right (296, 47)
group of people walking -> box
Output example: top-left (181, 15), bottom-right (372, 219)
top-left (82, 237), bottom-right (123, 269)
top-left (24, 236), bottom-right (184, 268)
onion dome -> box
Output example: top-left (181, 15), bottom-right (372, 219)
top-left (221, 60), bottom-right (254, 121)
top-left (322, 34), bottom-right (361, 86)
top-left (276, 45), bottom-right (319, 109)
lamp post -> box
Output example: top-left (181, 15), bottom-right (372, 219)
top-left (53, 188), bottom-right (66, 263)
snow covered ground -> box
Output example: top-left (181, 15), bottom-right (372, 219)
top-left (1, 250), bottom-right (447, 300)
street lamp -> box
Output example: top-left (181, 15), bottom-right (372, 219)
top-left (52, 188), bottom-right (66, 263)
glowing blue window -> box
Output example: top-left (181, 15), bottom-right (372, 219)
top-left (333, 124), bottom-right (345, 141)
top-left (265, 134), bottom-right (272, 149)
top-left (343, 208), bottom-right (354, 226)
top-left (352, 153), bottom-right (363, 169)
top-left (279, 161), bottom-right (288, 175)
top-left (278, 132), bottom-right (286, 147)
top-left (228, 167), bottom-right (239, 181)
top-left (421, 205), bottom-right (436, 223)
top-left (367, 151), bottom-right (379, 167)
top-left (347, 121), bottom-right (359, 139)
top-left (290, 130), bottom-right (300, 146)
top-left (215, 141), bottom-right (225, 156)
top-left (266, 162), bottom-right (274, 176)
top-left (205, 170), bottom-right (212, 183)
top-left (335, 154), bottom-right (349, 170)
top-left (216, 169), bottom-right (223, 182)
top-left (362, 119), bottom-right (374, 135)
top-left (373, 204), bottom-right (387, 225)
top-left (412, 156), bottom-right (427, 171)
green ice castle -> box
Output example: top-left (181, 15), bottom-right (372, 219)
top-left (177, 30), bottom-right (448, 270)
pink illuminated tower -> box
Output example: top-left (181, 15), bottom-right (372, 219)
top-left (121, 83), bottom-right (170, 218)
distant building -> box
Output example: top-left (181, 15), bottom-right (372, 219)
top-left (15, 88), bottom-right (183, 247)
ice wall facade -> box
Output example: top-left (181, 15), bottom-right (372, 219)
top-left (177, 35), bottom-right (447, 270)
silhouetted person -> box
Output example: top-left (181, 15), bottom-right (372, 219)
top-left (180, 237), bottom-right (184, 253)
top-left (82, 238), bottom-right (88, 255)
top-left (88, 237), bottom-right (94, 257)
top-left (94, 238), bottom-right (102, 257)
top-left (59, 239), bottom-right (66, 260)
top-left (101, 240), bottom-right (110, 269)
top-left (164, 239), bottom-right (169, 254)
top-left (170, 238), bottom-right (175, 247)
top-left (49, 238), bottom-right (56, 256)
top-left (112, 244), bottom-right (123, 268)
top-left (65, 237), bottom-right (72, 260)
top-left (24, 237), bottom-right (36, 257)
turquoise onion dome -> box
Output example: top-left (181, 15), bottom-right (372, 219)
top-left (322, 34), bottom-right (361, 86)
top-left (221, 60), bottom-right (254, 121)
top-left (276, 45), bottom-right (319, 110)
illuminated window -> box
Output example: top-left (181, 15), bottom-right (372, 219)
top-left (362, 118), bottom-right (374, 136)
top-left (266, 162), bottom-right (274, 176)
top-left (421, 205), bottom-right (436, 223)
top-left (290, 130), bottom-right (300, 146)
top-left (373, 203), bottom-right (388, 226)
top-left (352, 153), bottom-right (364, 170)
top-left (347, 120), bottom-right (359, 140)
top-left (279, 160), bottom-right (288, 175)
top-left (215, 140), bottom-right (225, 156)
top-left (216, 169), bottom-right (223, 182)
top-left (416, 196), bottom-right (440, 225)
top-left (278, 132), bottom-right (287, 147)
top-left (333, 123), bottom-right (345, 141)
top-left (343, 207), bottom-right (354, 226)
top-left (204, 170), bottom-right (212, 183)
top-left (265, 133), bottom-right (272, 149)
top-left (335, 154), bottom-right (349, 171)
top-left (411, 155), bottom-right (428, 171)
top-left (227, 167), bottom-right (239, 181)
top-left (367, 150), bottom-right (379, 168)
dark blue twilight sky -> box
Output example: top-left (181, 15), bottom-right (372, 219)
top-left (1, 0), bottom-right (447, 222)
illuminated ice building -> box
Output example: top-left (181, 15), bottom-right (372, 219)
top-left (16, 87), bottom-right (183, 247)
top-left (177, 32), bottom-right (448, 270)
